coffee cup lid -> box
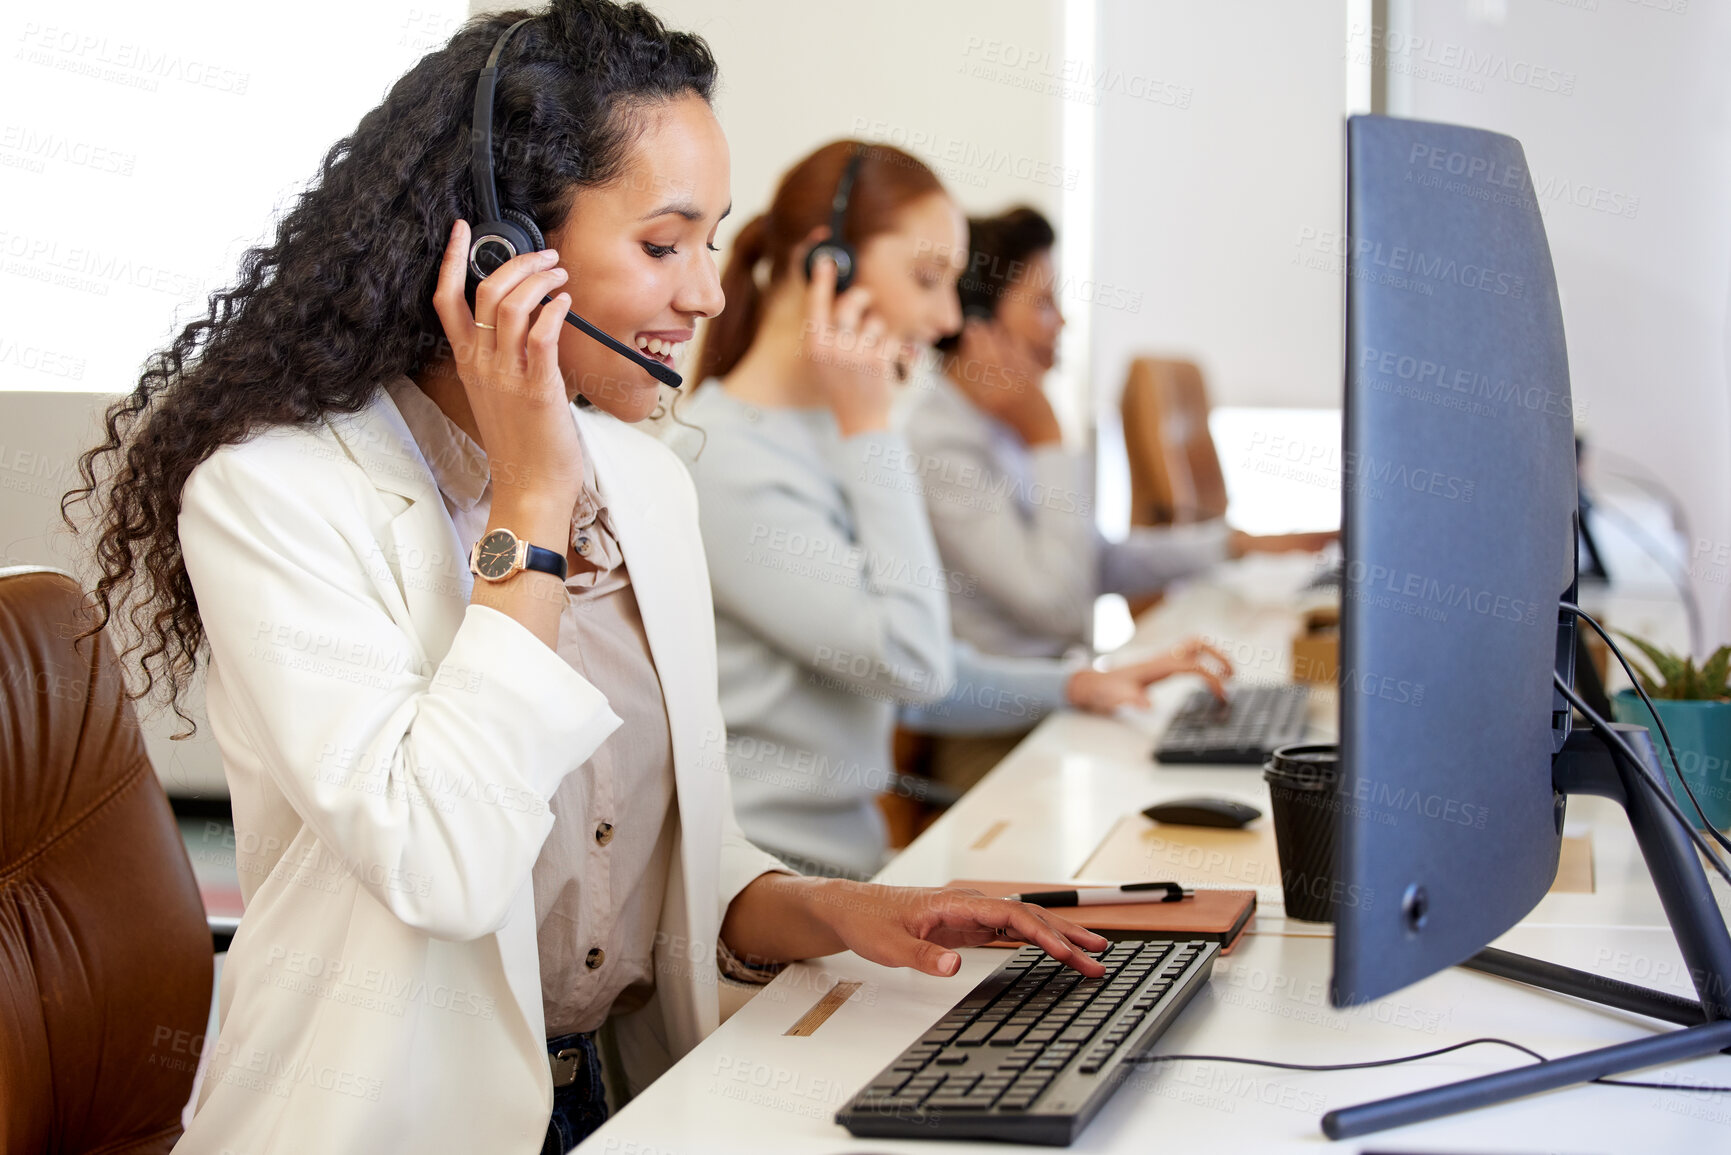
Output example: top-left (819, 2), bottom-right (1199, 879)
top-left (1264, 743), bottom-right (1339, 790)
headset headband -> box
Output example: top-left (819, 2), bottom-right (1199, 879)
top-left (828, 146), bottom-right (865, 248)
top-left (471, 17), bottom-right (535, 225)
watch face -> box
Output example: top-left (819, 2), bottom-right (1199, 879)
top-left (475, 529), bottom-right (518, 580)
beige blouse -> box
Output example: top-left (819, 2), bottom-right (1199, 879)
top-left (387, 377), bottom-right (676, 1037)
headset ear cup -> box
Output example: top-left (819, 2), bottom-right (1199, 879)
top-left (501, 209), bottom-right (546, 253)
top-left (804, 241), bottom-right (857, 294)
top-left (468, 214), bottom-right (543, 280)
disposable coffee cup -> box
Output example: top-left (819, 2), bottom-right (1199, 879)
top-left (1263, 743), bottom-right (1343, 923)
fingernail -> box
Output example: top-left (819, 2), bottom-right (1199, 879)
top-left (941, 952), bottom-right (961, 976)
top-left (542, 249), bottom-right (559, 263)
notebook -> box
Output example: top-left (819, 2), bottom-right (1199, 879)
top-left (948, 879), bottom-right (1257, 954)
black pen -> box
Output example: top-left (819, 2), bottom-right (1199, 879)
top-left (1009, 882), bottom-right (1194, 908)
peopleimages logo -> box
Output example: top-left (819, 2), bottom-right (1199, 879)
top-left (1407, 143), bottom-right (1530, 191)
top-left (1295, 227), bottom-right (1527, 299)
top-left (1344, 452), bottom-right (1474, 503)
top-left (1405, 143), bottom-right (1642, 223)
top-left (1344, 560), bottom-right (1543, 627)
top-left (1357, 346), bottom-right (1578, 422)
top-left (848, 117), bottom-right (1080, 191)
top-left (1345, 24), bottom-right (1576, 97)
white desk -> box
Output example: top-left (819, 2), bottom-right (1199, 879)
top-left (581, 559), bottom-right (1731, 1153)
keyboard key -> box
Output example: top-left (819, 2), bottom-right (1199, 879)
top-left (956, 1020), bottom-right (1000, 1046)
top-left (1009, 1076), bottom-right (1051, 1097)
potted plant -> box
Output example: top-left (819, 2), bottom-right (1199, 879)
top-left (1609, 633), bottom-right (1731, 831)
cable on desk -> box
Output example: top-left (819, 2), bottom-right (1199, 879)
top-left (1124, 1036), bottom-right (1731, 1093)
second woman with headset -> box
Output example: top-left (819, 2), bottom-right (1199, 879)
top-left (677, 142), bottom-right (1231, 878)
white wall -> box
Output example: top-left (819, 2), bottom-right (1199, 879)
top-left (1089, 1), bottom-right (1352, 536)
top-left (0, 0), bottom-right (470, 796)
top-left (1, 0), bottom-right (471, 397)
top-left (1385, 0), bottom-right (1731, 651)
top-left (626, 1), bottom-right (1069, 227)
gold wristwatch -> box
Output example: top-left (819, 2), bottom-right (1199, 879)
top-left (469, 527), bottom-right (568, 582)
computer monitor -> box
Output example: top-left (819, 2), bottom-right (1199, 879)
top-left (1332, 112), bottom-right (1579, 1007)
top-left (1327, 114), bottom-right (1731, 1138)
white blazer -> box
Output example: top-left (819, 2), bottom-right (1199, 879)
top-left (172, 387), bottom-right (781, 1154)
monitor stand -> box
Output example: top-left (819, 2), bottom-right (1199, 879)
top-left (1324, 722), bottom-right (1731, 1139)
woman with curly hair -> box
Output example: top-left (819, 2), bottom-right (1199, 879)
top-left (66, 4), bottom-right (1107, 1151)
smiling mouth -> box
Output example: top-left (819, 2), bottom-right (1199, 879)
top-left (634, 335), bottom-right (687, 367)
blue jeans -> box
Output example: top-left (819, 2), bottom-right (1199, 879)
top-left (541, 1031), bottom-right (608, 1154)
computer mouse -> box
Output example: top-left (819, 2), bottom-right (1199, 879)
top-left (1142, 796), bottom-right (1262, 829)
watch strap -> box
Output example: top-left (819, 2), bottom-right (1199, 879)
top-left (521, 541), bottom-right (567, 582)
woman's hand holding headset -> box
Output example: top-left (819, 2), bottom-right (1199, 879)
top-left (801, 247), bottom-right (901, 439)
top-left (432, 219), bottom-right (586, 519)
top-left (431, 220), bottom-right (582, 648)
top-left (955, 314), bottom-right (1062, 448)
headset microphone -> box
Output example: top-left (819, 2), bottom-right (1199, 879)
top-left (466, 18), bottom-right (682, 389)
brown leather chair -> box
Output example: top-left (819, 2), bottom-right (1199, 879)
top-left (1120, 357), bottom-right (1230, 529)
top-left (0, 567), bottom-right (214, 1154)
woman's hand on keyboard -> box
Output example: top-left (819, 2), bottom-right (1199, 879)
top-left (1066, 637), bottom-right (1233, 713)
top-left (814, 883), bottom-right (1109, 979)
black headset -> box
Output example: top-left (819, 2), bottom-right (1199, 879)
top-left (803, 145), bottom-right (865, 294)
top-left (466, 17), bottom-right (682, 387)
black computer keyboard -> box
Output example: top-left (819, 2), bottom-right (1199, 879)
top-left (1153, 683), bottom-right (1311, 765)
top-left (1304, 560), bottom-right (1343, 590)
top-left (836, 938), bottom-right (1217, 1146)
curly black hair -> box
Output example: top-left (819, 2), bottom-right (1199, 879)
top-left (61, 0), bottom-right (717, 732)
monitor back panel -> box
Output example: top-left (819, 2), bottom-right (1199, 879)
top-left (1334, 114), bottom-right (1577, 1006)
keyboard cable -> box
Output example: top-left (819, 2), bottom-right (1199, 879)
top-left (1124, 1035), bottom-right (1731, 1093)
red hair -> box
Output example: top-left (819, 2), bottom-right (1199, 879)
top-left (695, 140), bottom-right (948, 383)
